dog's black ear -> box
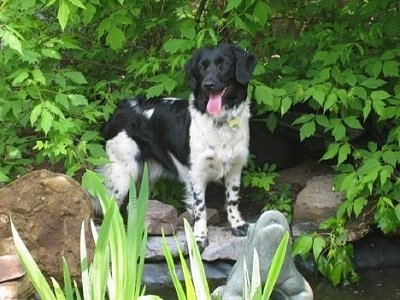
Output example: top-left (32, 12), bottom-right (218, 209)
top-left (231, 45), bottom-right (257, 85)
top-left (184, 50), bottom-right (201, 90)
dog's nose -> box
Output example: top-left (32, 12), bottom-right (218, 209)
top-left (202, 81), bottom-right (215, 90)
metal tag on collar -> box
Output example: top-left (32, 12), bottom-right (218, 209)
top-left (228, 117), bottom-right (240, 129)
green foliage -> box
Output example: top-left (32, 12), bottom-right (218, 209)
top-left (262, 184), bottom-right (292, 222)
top-left (242, 161), bottom-right (280, 200)
top-left (3, 0), bottom-right (400, 286)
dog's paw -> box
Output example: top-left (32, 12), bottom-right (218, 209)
top-left (196, 238), bottom-right (209, 253)
top-left (231, 223), bottom-right (249, 236)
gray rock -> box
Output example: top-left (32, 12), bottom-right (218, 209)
top-left (146, 230), bottom-right (187, 261)
top-left (201, 226), bottom-right (247, 261)
top-left (213, 210), bottom-right (313, 300)
top-left (294, 175), bottom-right (344, 224)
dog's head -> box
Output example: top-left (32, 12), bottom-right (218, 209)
top-left (184, 44), bottom-right (257, 116)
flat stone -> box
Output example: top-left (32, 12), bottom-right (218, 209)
top-left (201, 226), bottom-right (248, 261)
top-left (0, 255), bottom-right (25, 282)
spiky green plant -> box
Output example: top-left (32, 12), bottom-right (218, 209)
top-left (11, 166), bottom-right (161, 300)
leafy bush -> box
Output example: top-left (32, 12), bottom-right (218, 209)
top-left (3, 0), bottom-right (400, 285)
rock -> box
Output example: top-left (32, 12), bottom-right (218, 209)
top-left (0, 255), bottom-right (24, 282)
top-left (293, 175), bottom-right (344, 224)
top-left (292, 174), bottom-right (343, 238)
top-left (146, 230), bottom-right (187, 261)
top-left (292, 174), bottom-right (373, 241)
top-left (147, 200), bottom-right (179, 235)
top-left (0, 170), bottom-right (94, 284)
top-left (145, 225), bottom-right (247, 262)
top-left (0, 276), bottom-right (35, 300)
top-left (201, 226), bottom-right (247, 261)
top-left (213, 210), bottom-right (313, 300)
top-left (0, 237), bottom-right (35, 299)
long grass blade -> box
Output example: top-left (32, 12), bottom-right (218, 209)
top-left (183, 219), bottom-right (210, 300)
top-left (262, 231), bottom-right (290, 299)
top-left (80, 221), bottom-right (90, 300)
top-left (162, 231), bottom-right (186, 300)
top-left (250, 249), bottom-right (262, 299)
top-left (90, 204), bottom-right (114, 300)
top-left (11, 220), bottom-right (57, 300)
top-left (62, 257), bottom-right (73, 300)
top-left (51, 277), bottom-right (66, 300)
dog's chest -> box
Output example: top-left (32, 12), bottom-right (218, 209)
top-left (189, 110), bottom-right (249, 179)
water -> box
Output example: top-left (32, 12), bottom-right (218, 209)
top-left (309, 268), bottom-right (400, 300)
top-left (147, 267), bottom-right (400, 299)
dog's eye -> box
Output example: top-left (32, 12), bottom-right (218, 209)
top-left (218, 61), bottom-right (229, 69)
top-left (198, 62), bottom-right (206, 70)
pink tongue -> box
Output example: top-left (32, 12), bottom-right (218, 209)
top-left (206, 92), bottom-right (222, 116)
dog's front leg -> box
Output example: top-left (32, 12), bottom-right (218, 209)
top-left (188, 177), bottom-right (209, 251)
top-left (225, 166), bottom-right (248, 236)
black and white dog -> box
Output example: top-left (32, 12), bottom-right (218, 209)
top-left (95, 44), bottom-right (257, 249)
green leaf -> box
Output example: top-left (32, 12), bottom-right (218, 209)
top-left (146, 83), bottom-right (165, 98)
top-left (180, 20), bottom-right (196, 39)
top-left (312, 87), bottom-right (325, 107)
top-left (324, 93), bottom-right (337, 112)
top-left (372, 99), bottom-right (385, 117)
top-left (353, 197), bottom-right (367, 218)
top-left (371, 90), bottom-right (391, 101)
top-left (292, 235), bottom-right (313, 260)
top-left (292, 114), bottom-right (314, 125)
top-left (299, 121), bottom-right (315, 141)
top-left (11, 69), bottom-right (29, 85)
top-left (332, 122), bottom-right (346, 141)
top-left (225, 0), bottom-right (242, 12)
top-left (67, 0), bottom-right (86, 9)
top-left (163, 39), bottom-right (194, 54)
top-left (30, 104), bottom-right (42, 126)
top-left (106, 26), bottom-right (126, 51)
top-left (67, 94), bottom-right (88, 106)
top-left (395, 204), bottom-right (400, 221)
top-left (312, 236), bottom-right (326, 261)
top-left (280, 97), bottom-right (292, 115)
top-left (338, 143), bottom-right (351, 166)
top-left (57, 0), bottom-right (70, 31)
top-left (316, 114), bottom-right (330, 128)
top-left (360, 78), bottom-right (386, 89)
top-left (253, 1), bottom-right (270, 25)
top-left (382, 60), bottom-right (400, 77)
top-left (2, 30), bottom-right (23, 55)
top-left (363, 99), bottom-right (372, 120)
top-left (254, 85), bottom-right (273, 107)
top-left (32, 69), bottom-right (46, 85)
top-left (41, 110), bottom-right (53, 135)
top-left (354, 86), bottom-right (367, 100)
top-left (64, 71), bottom-right (88, 84)
top-left (343, 116), bottom-right (363, 130)
top-left (41, 49), bottom-right (62, 59)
